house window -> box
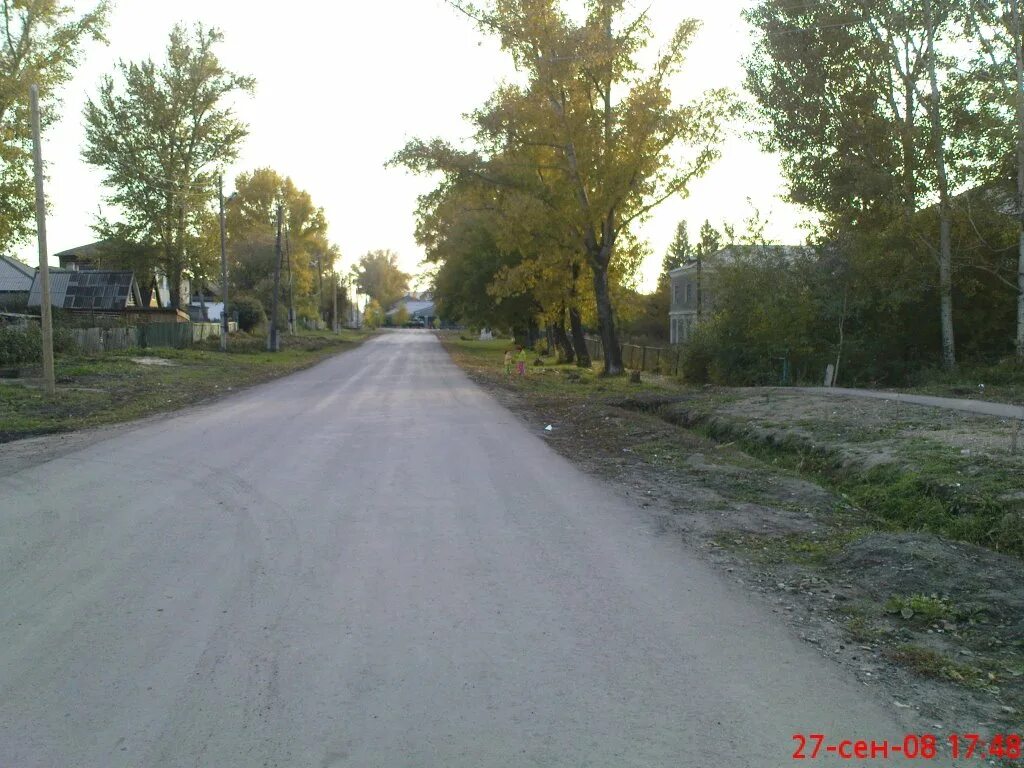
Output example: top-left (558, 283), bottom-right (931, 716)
top-left (685, 282), bottom-right (693, 303)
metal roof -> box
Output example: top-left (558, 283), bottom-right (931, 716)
top-left (387, 300), bottom-right (435, 317)
top-left (0, 256), bottom-right (34, 293)
top-left (668, 245), bottom-right (816, 277)
top-left (53, 241), bottom-right (107, 260)
top-left (29, 270), bottom-right (139, 310)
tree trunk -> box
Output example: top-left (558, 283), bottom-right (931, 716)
top-left (553, 310), bottom-right (575, 364)
top-left (696, 256), bottom-right (703, 319)
top-left (902, 43), bottom-right (917, 222)
top-left (1013, 0), bottom-right (1024, 359)
top-left (833, 290), bottom-right (847, 387)
top-left (169, 267), bottom-right (182, 311)
top-left (592, 265), bottom-right (624, 375)
top-left (925, 0), bottom-right (957, 370)
top-left (175, 203), bottom-right (187, 312)
top-left (568, 305), bottom-right (590, 367)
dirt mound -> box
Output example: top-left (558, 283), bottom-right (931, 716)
top-left (834, 532), bottom-right (1024, 635)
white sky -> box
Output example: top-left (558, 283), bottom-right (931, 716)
top-left (17, 0), bottom-right (811, 293)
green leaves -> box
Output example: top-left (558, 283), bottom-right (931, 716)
top-left (355, 251), bottom-right (410, 312)
top-left (397, 1), bottom-right (733, 372)
top-left (0, 0), bottom-right (109, 246)
top-left (82, 23), bottom-right (253, 308)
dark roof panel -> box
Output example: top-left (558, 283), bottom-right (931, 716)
top-left (29, 270), bottom-right (137, 310)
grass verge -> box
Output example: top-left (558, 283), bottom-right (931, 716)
top-left (0, 328), bottom-right (372, 443)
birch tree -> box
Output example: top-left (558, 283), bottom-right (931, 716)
top-left (745, 0), bottom-right (968, 369)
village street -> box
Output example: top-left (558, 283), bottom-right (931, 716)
top-left (0, 332), bottom-right (920, 767)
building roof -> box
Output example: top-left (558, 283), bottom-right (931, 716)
top-left (0, 256), bottom-right (34, 292)
top-left (668, 244), bottom-right (815, 277)
top-left (28, 269), bottom-right (141, 310)
top-left (387, 300), bottom-right (435, 318)
top-left (53, 241), bottom-right (108, 261)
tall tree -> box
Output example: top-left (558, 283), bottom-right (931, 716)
top-left (395, 0), bottom-right (734, 374)
top-left (224, 168), bottom-right (333, 323)
top-left (0, 0), bottom-right (108, 246)
top-left (83, 23), bottom-right (254, 309)
top-left (924, 0), bottom-right (958, 369)
top-left (745, 0), bottom-right (969, 369)
top-left (963, 0), bottom-right (1024, 358)
top-left (355, 250), bottom-right (410, 311)
top-left (661, 220), bottom-right (692, 284)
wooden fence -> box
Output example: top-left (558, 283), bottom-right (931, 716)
top-left (68, 322), bottom-right (236, 353)
top-left (584, 335), bottom-right (684, 376)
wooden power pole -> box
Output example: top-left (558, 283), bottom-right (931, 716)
top-left (29, 85), bottom-right (55, 396)
top-left (218, 175), bottom-right (229, 352)
top-left (268, 205), bottom-right (283, 352)
top-left (332, 271), bottom-right (339, 333)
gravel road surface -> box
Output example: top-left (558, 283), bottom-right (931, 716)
top-left (0, 332), bottom-right (917, 767)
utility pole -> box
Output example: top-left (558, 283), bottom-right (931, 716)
top-left (284, 225), bottom-right (295, 335)
top-left (268, 204), bottom-right (283, 352)
top-left (218, 175), bottom-right (229, 352)
top-left (332, 270), bottom-right (339, 333)
top-left (317, 251), bottom-right (324, 329)
top-left (29, 85), bottom-right (55, 396)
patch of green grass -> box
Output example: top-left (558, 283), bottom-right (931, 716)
top-left (905, 361), bottom-right (1024, 406)
top-left (714, 528), bottom-right (873, 566)
top-left (884, 594), bottom-right (957, 624)
top-left (846, 613), bottom-right (885, 643)
top-left (689, 418), bottom-right (1024, 556)
top-left (440, 336), bottom-right (680, 400)
top-left (0, 329), bottom-right (373, 443)
top-left (886, 644), bottom-right (997, 690)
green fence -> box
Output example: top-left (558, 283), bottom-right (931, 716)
top-left (138, 323), bottom-right (188, 349)
top-left (67, 322), bottom-right (228, 353)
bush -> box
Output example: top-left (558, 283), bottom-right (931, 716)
top-left (679, 329), bottom-right (714, 383)
top-left (0, 325), bottom-right (40, 365)
top-left (53, 326), bottom-right (77, 354)
top-left (230, 294), bottom-right (266, 333)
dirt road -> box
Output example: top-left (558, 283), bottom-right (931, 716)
top-left (787, 386), bottom-right (1024, 419)
top-left (0, 332), bottom-right (918, 767)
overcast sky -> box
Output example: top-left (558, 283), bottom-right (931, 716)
top-left (17, 0), bottom-right (810, 292)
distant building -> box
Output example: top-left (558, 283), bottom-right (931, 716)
top-left (668, 245), bottom-right (814, 344)
top-left (387, 292), bottom-right (437, 327)
top-left (0, 256), bottom-right (34, 305)
top-left (54, 241), bottom-right (190, 308)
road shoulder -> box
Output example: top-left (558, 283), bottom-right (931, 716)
top-left (441, 334), bottom-right (1023, 761)
top-left (0, 330), bottom-right (375, 474)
